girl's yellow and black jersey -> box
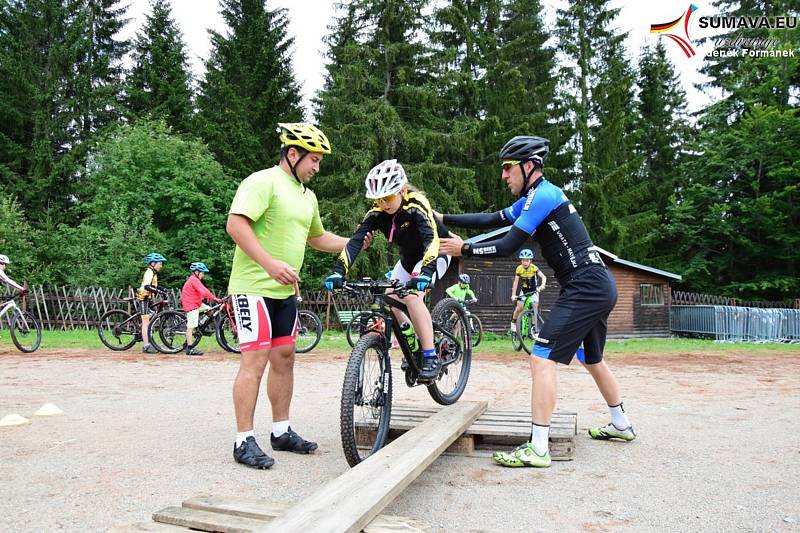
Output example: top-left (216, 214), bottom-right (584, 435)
top-left (334, 191), bottom-right (450, 278)
top-left (136, 267), bottom-right (159, 301)
top-left (515, 263), bottom-right (539, 292)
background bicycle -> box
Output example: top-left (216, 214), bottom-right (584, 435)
top-left (462, 300), bottom-right (483, 348)
top-left (96, 298), bottom-right (169, 351)
top-left (148, 296), bottom-right (240, 354)
top-left (339, 278), bottom-right (471, 467)
top-left (0, 286), bottom-right (42, 353)
top-left (514, 289), bottom-right (544, 354)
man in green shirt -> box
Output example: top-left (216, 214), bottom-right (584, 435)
top-left (446, 273), bottom-right (477, 304)
top-left (226, 122), bottom-right (356, 469)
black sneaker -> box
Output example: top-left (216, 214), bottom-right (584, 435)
top-left (270, 427), bottom-right (318, 454)
top-left (186, 348), bottom-right (203, 356)
top-left (142, 344), bottom-right (158, 354)
top-left (418, 357), bottom-right (440, 380)
top-left (233, 436), bottom-right (275, 469)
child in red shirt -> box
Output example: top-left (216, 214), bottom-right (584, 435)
top-left (181, 262), bottom-right (220, 356)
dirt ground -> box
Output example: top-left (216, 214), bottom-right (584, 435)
top-left (1, 344), bottom-right (799, 532)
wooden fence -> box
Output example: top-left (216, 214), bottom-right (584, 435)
top-left (0, 285), bottom-right (373, 331)
top-left (672, 290), bottom-right (800, 309)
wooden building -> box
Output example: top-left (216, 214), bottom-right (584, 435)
top-left (431, 227), bottom-right (682, 338)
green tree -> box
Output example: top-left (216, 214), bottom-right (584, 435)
top-left (483, 0), bottom-right (568, 207)
top-left (664, 0), bottom-right (800, 299)
top-left (626, 41), bottom-right (691, 263)
top-left (197, 0), bottom-right (303, 180)
top-left (555, 0), bottom-right (639, 252)
top-left (0, 193), bottom-right (39, 285)
top-left (66, 121), bottom-right (236, 291)
top-left (127, 0), bottom-right (194, 132)
top-left (0, 0), bottom-right (75, 218)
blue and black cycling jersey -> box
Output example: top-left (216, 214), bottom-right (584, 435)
top-left (443, 177), bottom-right (604, 281)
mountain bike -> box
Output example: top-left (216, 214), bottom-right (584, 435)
top-left (148, 296), bottom-right (241, 354)
top-left (0, 288), bottom-right (42, 353)
top-left (295, 307), bottom-right (323, 354)
top-left (462, 300), bottom-right (483, 348)
top-left (515, 290), bottom-right (544, 354)
top-left (339, 278), bottom-right (471, 467)
top-left (346, 311), bottom-right (386, 348)
top-left (97, 298), bottom-right (169, 351)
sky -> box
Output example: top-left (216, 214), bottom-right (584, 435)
top-left (119, 0), bottom-right (728, 117)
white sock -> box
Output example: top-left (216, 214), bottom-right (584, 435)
top-left (236, 430), bottom-right (254, 447)
top-left (530, 423), bottom-right (549, 456)
top-left (609, 403), bottom-right (630, 430)
top-left (272, 420), bottom-right (290, 437)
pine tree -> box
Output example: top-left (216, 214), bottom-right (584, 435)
top-left (127, 0), bottom-right (194, 133)
top-left (0, 0), bottom-right (75, 216)
top-left (482, 0), bottom-right (566, 208)
top-left (197, 0), bottom-right (303, 180)
top-left (555, 0), bottom-right (639, 251)
top-left (628, 41), bottom-right (690, 263)
top-left (310, 0), bottom-right (481, 286)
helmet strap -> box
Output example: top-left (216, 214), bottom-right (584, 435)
top-left (283, 147), bottom-right (308, 192)
top-left (519, 160), bottom-right (541, 197)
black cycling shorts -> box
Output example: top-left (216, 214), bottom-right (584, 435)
top-left (532, 265), bottom-right (617, 365)
top-left (231, 294), bottom-right (298, 352)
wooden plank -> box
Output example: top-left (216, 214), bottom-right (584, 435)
top-left (112, 522), bottom-right (187, 532)
top-left (153, 506), bottom-right (265, 533)
top-left (181, 495), bottom-right (433, 533)
top-left (257, 401), bottom-right (487, 533)
top-left (357, 404), bottom-right (577, 461)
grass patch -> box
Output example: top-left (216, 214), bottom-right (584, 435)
top-left (2, 328), bottom-right (798, 355)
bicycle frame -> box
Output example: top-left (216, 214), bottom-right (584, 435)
top-left (0, 298), bottom-right (20, 322)
top-left (344, 279), bottom-right (463, 379)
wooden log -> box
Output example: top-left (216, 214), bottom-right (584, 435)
top-left (258, 401), bottom-right (487, 533)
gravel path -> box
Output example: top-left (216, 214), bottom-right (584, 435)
top-left (1, 346), bottom-right (798, 532)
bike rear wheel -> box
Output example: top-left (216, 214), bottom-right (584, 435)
top-left (346, 312), bottom-right (383, 348)
top-left (149, 310), bottom-right (188, 354)
top-left (296, 310), bottom-right (323, 353)
top-left (427, 298), bottom-right (472, 405)
top-left (216, 313), bottom-right (240, 353)
top-left (10, 310), bottom-right (42, 353)
top-left (97, 309), bottom-right (138, 351)
top-left (469, 314), bottom-right (483, 348)
top-left (340, 333), bottom-right (392, 467)
top-left (517, 309), bottom-right (542, 355)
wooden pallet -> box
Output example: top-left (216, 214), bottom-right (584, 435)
top-left (356, 404), bottom-right (577, 460)
top-left (117, 495), bottom-right (433, 532)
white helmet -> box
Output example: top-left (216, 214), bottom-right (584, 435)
top-left (0, 254), bottom-right (9, 265)
top-left (365, 159), bottom-right (408, 199)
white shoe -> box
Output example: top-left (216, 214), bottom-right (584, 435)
top-left (509, 323), bottom-right (517, 333)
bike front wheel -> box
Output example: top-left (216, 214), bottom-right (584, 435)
top-left (97, 309), bottom-right (138, 351)
top-left (469, 314), bottom-right (483, 348)
top-left (340, 333), bottom-right (392, 467)
top-left (427, 298), bottom-right (472, 405)
top-left (149, 310), bottom-right (188, 354)
top-left (215, 312), bottom-right (240, 353)
top-left (296, 310), bottom-right (323, 354)
top-left (517, 309), bottom-right (543, 355)
top-left (10, 310), bottom-right (42, 353)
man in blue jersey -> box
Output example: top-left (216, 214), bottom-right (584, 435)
top-left (438, 136), bottom-right (635, 468)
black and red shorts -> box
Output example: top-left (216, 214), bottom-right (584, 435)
top-left (231, 295), bottom-right (298, 353)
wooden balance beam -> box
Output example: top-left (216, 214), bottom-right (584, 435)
top-left (258, 401), bottom-right (487, 533)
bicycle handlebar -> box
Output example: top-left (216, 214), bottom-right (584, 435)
top-left (342, 278), bottom-right (413, 298)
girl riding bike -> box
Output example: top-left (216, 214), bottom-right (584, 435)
top-left (325, 159), bottom-right (451, 380)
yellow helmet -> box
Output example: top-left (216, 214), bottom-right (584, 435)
top-left (277, 122), bottom-right (332, 154)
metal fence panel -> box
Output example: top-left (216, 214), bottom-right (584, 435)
top-left (671, 305), bottom-right (799, 343)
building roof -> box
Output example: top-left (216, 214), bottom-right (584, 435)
top-left (465, 227), bottom-right (682, 281)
